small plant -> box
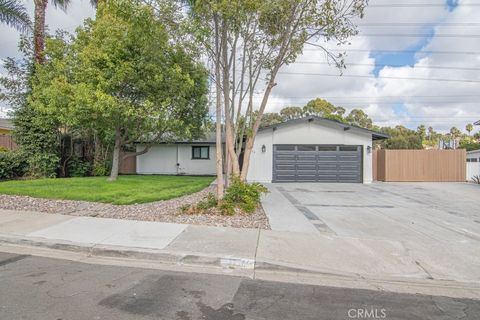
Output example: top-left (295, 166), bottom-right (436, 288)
top-left (178, 178), bottom-right (268, 216)
top-left (196, 193), bottom-right (218, 210)
top-left (221, 177), bottom-right (269, 215)
top-left (0, 150), bottom-right (28, 179)
top-left (472, 175), bottom-right (480, 184)
top-left (68, 157), bottom-right (90, 177)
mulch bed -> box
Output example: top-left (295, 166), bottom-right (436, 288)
top-left (0, 186), bottom-right (270, 229)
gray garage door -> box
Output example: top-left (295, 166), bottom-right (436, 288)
top-left (273, 144), bottom-right (362, 183)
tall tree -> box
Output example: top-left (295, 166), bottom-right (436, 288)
top-left (280, 106), bottom-right (304, 120)
top-left (0, 0), bottom-right (32, 32)
top-left (345, 109), bottom-right (373, 129)
top-left (30, 0), bottom-right (209, 180)
top-left (466, 123), bottom-right (473, 136)
top-left (33, 0), bottom-right (78, 64)
top-left (189, 0), bottom-right (368, 197)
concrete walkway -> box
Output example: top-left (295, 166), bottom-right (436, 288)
top-left (1, 209), bottom-right (479, 299)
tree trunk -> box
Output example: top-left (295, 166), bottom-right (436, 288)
top-left (108, 128), bottom-right (122, 181)
top-left (240, 80), bottom-right (277, 181)
top-left (214, 15), bottom-right (224, 199)
top-left (33, 0), bottom-right (47, 64)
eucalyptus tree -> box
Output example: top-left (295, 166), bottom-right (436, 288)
top-left (0, 0), bottom-right (32, 32)
top-left (188, 0), bottom-right (368, 198)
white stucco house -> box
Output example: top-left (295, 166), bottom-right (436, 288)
top-left (466, 149), bottom-right (480, 181)
top-left (136, 116), bottom-right (389, 183)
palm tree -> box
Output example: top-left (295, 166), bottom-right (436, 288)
top-left (33, 0), bottom-right (72, 64)
top-left (0, 0), bottom-right (32, 32)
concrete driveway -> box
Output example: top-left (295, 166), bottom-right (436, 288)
top-left (260, 182), bottom-right (480, 285)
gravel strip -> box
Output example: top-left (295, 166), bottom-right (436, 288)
top-left (0, 186), bottom-right (270, 229)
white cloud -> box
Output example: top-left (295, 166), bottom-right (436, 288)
top-left (1, 0), bottom-right (479, 133)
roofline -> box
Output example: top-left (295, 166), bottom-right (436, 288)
top-left (474, 120), bottom-right (480, 125)
top-left (259, 116), bottom-right (390, 140)
top-left (467, 149), bottom-right (480, 154)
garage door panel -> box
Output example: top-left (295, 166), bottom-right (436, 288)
top-left (273, 144), bottom-right (362, 183)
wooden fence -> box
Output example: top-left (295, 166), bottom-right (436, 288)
top-left (0, 135), bottom-right (17, 150)
top-left (119, 152), bottom-right (137, 174)
top-left (373, 149), bottom-right (466, 182)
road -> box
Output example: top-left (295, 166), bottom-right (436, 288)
top-left (0, 251), bottom-right (479, 320)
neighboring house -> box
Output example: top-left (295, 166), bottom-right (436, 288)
top-left (467, 149), bottom-right (480, 163)
top-left (136, 116), bottom-right (389, 183)
top-left (0, 118), bottom-right (14, 135)
top-left (466, 149), bottom-right (480, 181)
top-left (474, 120), bottom-right (480, 125)
top-left (0, 118), bottom-right (16, 150)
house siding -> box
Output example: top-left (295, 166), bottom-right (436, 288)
top-left (136, 144), bottom-right (216, 175)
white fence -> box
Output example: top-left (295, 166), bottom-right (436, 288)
top-left (467, 162), bottom-right (480, 181)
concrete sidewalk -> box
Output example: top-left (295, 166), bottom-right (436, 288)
top-left (1, 209), bottom-right (479, 299)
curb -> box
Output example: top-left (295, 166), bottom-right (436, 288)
top-left (0, 234), bottom-right (255, 271)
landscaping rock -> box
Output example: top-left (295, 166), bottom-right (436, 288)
top-left (0, 186), bottom-right (270, 230)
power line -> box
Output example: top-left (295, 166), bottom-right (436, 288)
top-left (369, 3), bottom-right (480, 8)
top-left (277, 72), bottom-right (480, 83)
top-left (293, 61), bottom-right (480, 71)
top-left (266, 94), bottom-right (480, 99)
top-left (354, 33), bottom-right (480, 38)
top-left (357, 22), bottom-right (480, 27)
top-left (303, 46), bottom-right (480, 55)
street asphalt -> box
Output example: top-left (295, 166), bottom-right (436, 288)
top-left (0, 251), bottom-right (479, 320)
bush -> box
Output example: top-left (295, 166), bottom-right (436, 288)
top-left (196, 193), bottom-right (218, 210)
top-left (92, 159), bottom-right (110, 176)
top-left (0, 150), bottom-right (28, 179)
top-left (27, 152), bottom-right (60, 178)
top-left (221, 177), bottom-right (269, 215)
top-left (177, 178), bottom-right (268, 216)
top-left (68, 157), bottom-right (90, 177)
top-left (0, 146), bottom-right (9, 153)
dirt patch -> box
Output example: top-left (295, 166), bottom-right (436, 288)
top-left (0, 186), bottom-right (270, 229)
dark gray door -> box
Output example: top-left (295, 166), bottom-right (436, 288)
top-left (273, 144), bottom-right (362, 183)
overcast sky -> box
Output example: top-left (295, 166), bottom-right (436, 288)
top-left (1, 0), bottom-right (479, 133)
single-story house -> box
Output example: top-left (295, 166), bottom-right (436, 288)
top-left (467, 149), bottom-right (480, 163)
top-left (136, 116), bottom-right (389, 183)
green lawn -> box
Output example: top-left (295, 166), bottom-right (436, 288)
top-left (0, 175), bottom-right (215, 205)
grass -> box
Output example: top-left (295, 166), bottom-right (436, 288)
top-left (0, 175), bottom-right (215, 205)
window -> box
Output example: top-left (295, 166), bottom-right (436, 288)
top-left (192, 146), bottom-right (210, 159)
top-left (467, 158), bottom-right (478, 162)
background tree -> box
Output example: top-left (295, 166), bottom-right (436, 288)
top-left (0, 0), bottom-right (32, 32)
top-left (345, 109), bottom-right (373, 129)
top-left (280, 106), bottom-right (304, 120)
top-left (30, 0), bottom-right (209, 180)
top-left (416, 125), bottom-right (426, 141)
top-left (466, 123), bottom-right (474, 136)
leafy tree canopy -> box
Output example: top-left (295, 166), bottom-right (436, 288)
top-left (29, 0), bottom-right (209, 180)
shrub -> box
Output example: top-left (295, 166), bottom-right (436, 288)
top-left (92, 159), bottom-right (110, 176)
top-left (196, 193), bottom-right (218, 210)
top-left (472, 175), bottom-right (480, 184)
top-left (177, 178), bottom-right (268, 216)
top-left (68, 157), bottom-right (90, 177)
top-left (0, 146), bottom-right (9, 153)
top-left (221, 177), bottom-right (269, 215)
top-left (0, 150), bottom-right (28, 179)
top-left (27, 152), bottom-right (60, 178)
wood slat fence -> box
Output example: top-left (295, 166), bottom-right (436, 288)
top-left (373, 149), bottom-right (466, 182)
top-left (0, 135), bottom-right (17, 150)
